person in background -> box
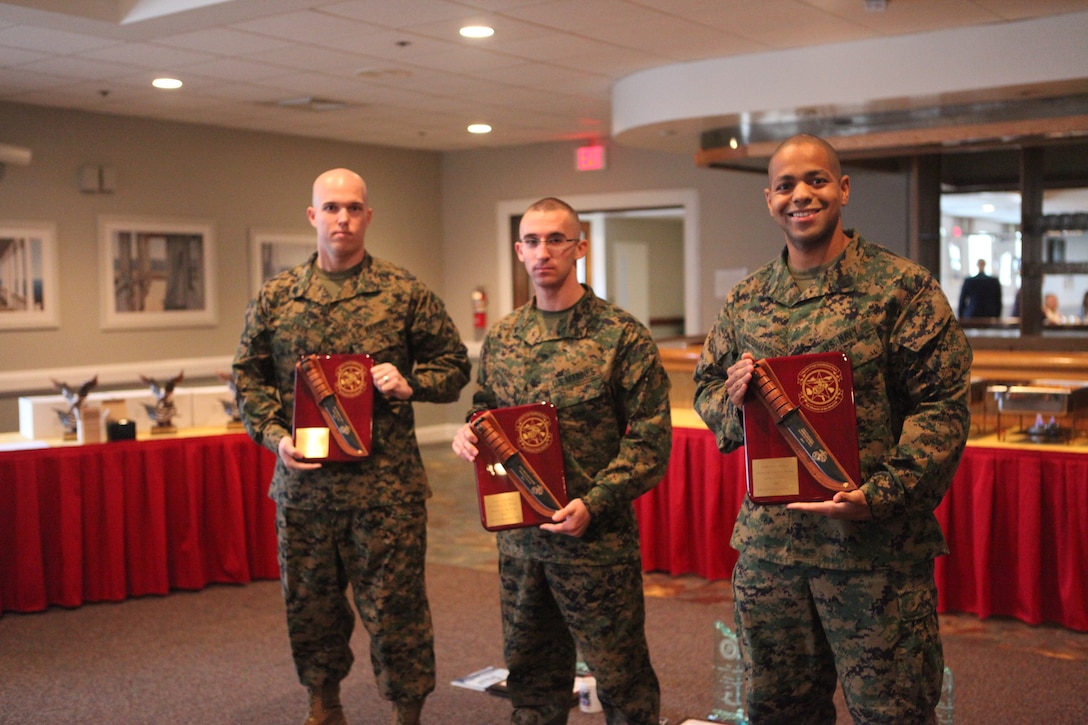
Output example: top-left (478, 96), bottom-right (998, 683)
top-left (957, 258), bottom-right (1003, 318)
top-left (233, 168), bottom-right (471, 725)
top-left (1043, 292), bottom-right (1064, 324)
top-left (451, 197), bottom-right (672, 725)
top-left (694, 134), bottom-right (972, 723)
top-left (1081, 290), bottom-right (1088, 322)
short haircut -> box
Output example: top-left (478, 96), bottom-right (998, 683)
top-left (525, 197), bottom-right (580, 224)
top-left (770, 134), bottom-right (842, 178)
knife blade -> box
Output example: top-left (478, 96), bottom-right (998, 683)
top-left (470, 410), bottom-right (561, 516)
top-left (750, 359), bottom-right (858, 493)
top-left (297, 355), bottom-right (368, 458)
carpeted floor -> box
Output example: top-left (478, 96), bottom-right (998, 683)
top-left (1, 442), bottom-right (1086, 724)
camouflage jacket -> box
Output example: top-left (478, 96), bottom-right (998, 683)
top-left (233, 252), bottom-right (470, 510)
top-left (693, 232), bottom-right (972, 570)
top-left (471, 287), bottom-right (672, 565)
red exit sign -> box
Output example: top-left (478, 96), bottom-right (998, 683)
top-left (576, 144), bottom-right (607, 171)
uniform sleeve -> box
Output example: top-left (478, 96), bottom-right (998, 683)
top-left (864, 279), bottom-right (973, 521)
top-left (581, 325), bottom-right (672, 516)
top-left (232, 295), bottom-right (290, 455)
top-left (693, 301), bottom-right (745, 454)
top-left (403, 285), bottom-right (471, 403)
top-left (467, 335), bottom-right (498, 419)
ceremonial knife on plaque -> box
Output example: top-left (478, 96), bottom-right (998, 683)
top-left (297, 354), bottom-right (368, 458)
top-left (470, 410), bottom-right (562, 516)
top-left (750, 359), bottom-right (858, 493)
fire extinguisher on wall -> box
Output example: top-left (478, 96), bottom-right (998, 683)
top-left (471, 287), bottom-right (487, 330)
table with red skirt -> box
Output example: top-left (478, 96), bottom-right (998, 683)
top-left (0, 432), bottom-right (279, 615)
top-left (634, 423), bottom-right (1088, 632)
top-left (3, 425), bottom-right (1086, 632)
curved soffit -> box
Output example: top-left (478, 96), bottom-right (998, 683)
top-left (612, 11), bottom-right (1088, 163)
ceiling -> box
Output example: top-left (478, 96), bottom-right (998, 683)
top-left (3, 0), bottom-right (1088, 155)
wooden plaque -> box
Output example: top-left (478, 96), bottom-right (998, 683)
top-left (292, 354), bottom-right (374, 462)
top-left (742, 351), bottom-right (861, 503)
top-left (471, 402), bottom-right (569, 531)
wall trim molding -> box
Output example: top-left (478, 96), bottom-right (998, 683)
top-left (0, 355), bottom-right (235, 396)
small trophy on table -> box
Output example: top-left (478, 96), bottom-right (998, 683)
top-left (140, 371), bottom-right (184, 434)
top-left (52, 375), bottom-right (98, 441)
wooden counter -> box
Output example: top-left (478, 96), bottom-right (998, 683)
top-left (660, 342), bottom-right (1088, 410)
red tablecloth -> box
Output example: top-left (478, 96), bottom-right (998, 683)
top-left (0, 433), bottom-right (279, 615)
top-left (634, 425), bottom-right (745, 581)
top-left (935, 445), bottom-right (1088, 631)
top-left (634, 425), bottom-right (1088, 632)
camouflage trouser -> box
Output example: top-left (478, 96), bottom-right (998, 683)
top-left (276, 502), bottom-right (435, 704)
top-left (732, 553), bottom-right (943, 725)
top-left (498, 554), bottom-right (660, 725)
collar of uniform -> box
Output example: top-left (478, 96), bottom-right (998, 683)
top-left (290, 252), bottom-right (380, 301)
top-left (767, 231), bottom-right (862, 303)
top-left (513, 285), bottom-right (596, 344)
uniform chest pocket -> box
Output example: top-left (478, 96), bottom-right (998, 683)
top-left (842, 322), bottom-right (883, 371)
top-left (356, 326), bottom-right (400, 359)
top-left (550, 375), bottom-right (616, 429)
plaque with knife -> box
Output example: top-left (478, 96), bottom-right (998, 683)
top-left (469, 402), bottom-right (569, 531)
top-left (292, 353), bottom-right (374, 462)
top-left (742, 352), bottom-right (861, 503)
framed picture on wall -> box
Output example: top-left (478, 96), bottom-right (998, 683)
top-left (0, 220), bottom-right (59, 330)
top-left (98, 215), bottom-right (217, 330)
top-left (248, 228), bottom-right (314, 296)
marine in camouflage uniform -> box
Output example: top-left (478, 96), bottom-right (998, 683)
top-left (454, 198), bottom-right (671, 725)
top-left (233, 168), bottom-right (470, 725)
top-left (694, 136), bottom-right (972, 724)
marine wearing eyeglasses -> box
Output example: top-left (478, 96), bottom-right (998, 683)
top-left (453, 197), bottom-right (671, 725)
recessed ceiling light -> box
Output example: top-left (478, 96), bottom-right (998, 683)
top-left (354, 67), bottom-right (412, 79)
top-left (467, 123), bottom-right (492, 134)
top-left (152, 78), bottom-right (182, 90)
top-left (460, 25), bottom-right (494, 39)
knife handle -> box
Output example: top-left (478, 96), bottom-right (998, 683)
top-left (751, 361), bottom-right (796, 423)
top-left (470, 411), bottom-right (518, 463)
top-left (299, 355), bottom-right (334, 403)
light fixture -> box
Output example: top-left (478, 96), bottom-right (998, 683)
top-left (354, 67), bottom-right (412, 79)
top-left (467, 123), bottom-right (492, 134)
top-left (576, 144), bottom-right (607, 172)
top-left (460, 25), bottom-right (494, 39)
top-left (276, 97), bottom-right (349, 112)
top-left (152, 77), bottom-right (182, 90)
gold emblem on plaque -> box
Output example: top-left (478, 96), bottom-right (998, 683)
top-left (514, 411), bottom-right (552, 454)
top-left (335, 360), bottom-right (368, 398)
top-left (797, 361), bottom-right (844, 413)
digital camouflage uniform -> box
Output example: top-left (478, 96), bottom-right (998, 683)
top-left (233, 251), bottom-right (470, 706)
top-left (693, 233), bottom-right (972, 724)
top-left (470, 286), bottom-right (672, 725)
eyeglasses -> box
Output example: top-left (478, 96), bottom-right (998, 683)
top-left (518, 235), bottom-right (580, 248)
